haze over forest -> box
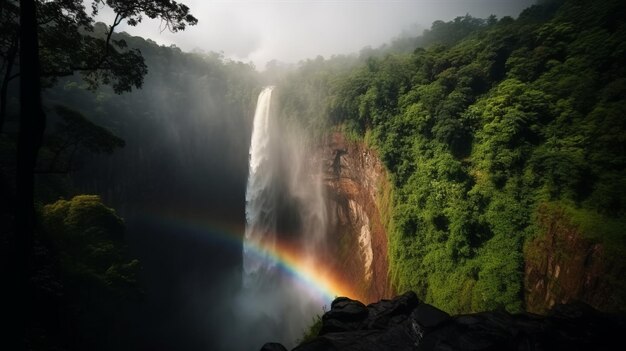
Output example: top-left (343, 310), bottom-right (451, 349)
top-left (91, 0), bottom-right (536, 69)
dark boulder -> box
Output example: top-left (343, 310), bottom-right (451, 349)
top-left (411, 302), bottom-right (449, 329)
top-left (260, 342), bottom-right (288, 351)
top-left (319, 297), bottom-right (369, 334)
top-left (366, 291), bottom-right (421, 330)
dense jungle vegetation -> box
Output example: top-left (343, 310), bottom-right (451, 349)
top-left (278, 0), bottom-right (626, 313)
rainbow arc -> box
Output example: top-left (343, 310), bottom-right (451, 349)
top-left (138, 210), bottom-right (361, 304)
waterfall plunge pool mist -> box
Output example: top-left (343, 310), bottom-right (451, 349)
top-left (71, 85), bottom-right (347, 351)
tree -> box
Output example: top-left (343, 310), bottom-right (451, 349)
top-left (41, 195), bottom-right (140, 350)
top-left (38, 105), bottom-right (125, 174)
top-left (0, 1), bottom-right (19, 131)
top-left (6, 1), bottom-right (196, 348)
top-left (1, 0), bottom-right (94, 132)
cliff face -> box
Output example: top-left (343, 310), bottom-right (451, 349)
top-left (321, 132), bottom-right (394, 303)
top-left (317, 134), bottom-right (623, 313)
top-left (524, 204), bottom-right (626, 314)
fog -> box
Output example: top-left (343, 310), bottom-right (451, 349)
top-left (92, 0), bottom-right (536, 69)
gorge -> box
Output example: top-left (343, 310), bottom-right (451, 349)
top-left (1, 0), bottom-right (624, 350)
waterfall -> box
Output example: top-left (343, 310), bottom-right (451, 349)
top-left (239, 86), bottom-right (328, 348)
top-left (243, 86), bottom-right (277, 284)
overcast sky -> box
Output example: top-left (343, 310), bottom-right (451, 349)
top-left (94, 0), bottom-right (536, 70)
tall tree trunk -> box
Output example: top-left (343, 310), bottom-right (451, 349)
top-left (0, 39), bottom-right (17, 133)
top-left (17, 0), bottom-right (44, 257)
top-left (13, 0), bottom-right (45, 348)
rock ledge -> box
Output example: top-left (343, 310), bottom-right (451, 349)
top-left (261, 291), bottom-right (625, 351)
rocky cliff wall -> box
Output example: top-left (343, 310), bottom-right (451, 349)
top-left (524, 204), bottom-right (626, 314)
top-left (315, 133), bottom-right (623, 314)
top-left (321, 132), bottom-right (394, 303)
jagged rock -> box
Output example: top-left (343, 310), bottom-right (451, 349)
top-left (260, 343), bottom-right (288, 351)
top-left (411, 300), bottom-right (450, 329)
top-left (365, 291), bottom-right (420, 330)
top-left (320, 297), bottom-right (369, 334)
top-left (262, 292), bottom-right (626, 351)
top-left (327, 297), bottom-right (369, 321)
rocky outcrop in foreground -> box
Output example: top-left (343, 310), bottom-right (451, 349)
top-left (261, 292), bottom-right (625, 351)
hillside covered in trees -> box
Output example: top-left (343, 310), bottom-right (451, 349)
top-left (277, 0), bottom-right (626, 314)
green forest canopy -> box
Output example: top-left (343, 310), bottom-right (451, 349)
top-left (277, 0), bottom-right (626, 313)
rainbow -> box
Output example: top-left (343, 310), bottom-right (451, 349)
top-left (255, 239), bottom-right (359, 302)
top-left (134, 209), bottom-right (361, 304)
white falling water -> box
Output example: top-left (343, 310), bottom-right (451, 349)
top-left (243, 86), bottom-right (277, 283)
top-left (239, 86), bottom-right (329, 348)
